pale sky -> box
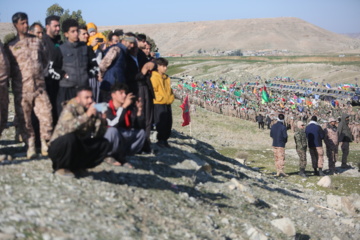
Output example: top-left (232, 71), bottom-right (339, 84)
top-left (1, 0), bottom-right (359, 33)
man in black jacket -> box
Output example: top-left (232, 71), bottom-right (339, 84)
top-left (42, 15), bottom-right (62, 125)
top-left (57, 18), bottom-right (98, 116)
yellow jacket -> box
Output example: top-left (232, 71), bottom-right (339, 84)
top-left (150, 71), bottom-right (174, 105)
top-left (86, 22), bottom-right (106, 51)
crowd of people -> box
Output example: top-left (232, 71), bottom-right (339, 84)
top-left (1, 12), bottom-right (358, 178)
top-left (173, 76), bottom-right (359, 177)
top-left (0, 12), bottom-right (174, 177)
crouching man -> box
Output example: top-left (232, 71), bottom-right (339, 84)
top-left (104, 83), bottom-right (146, 167)
top-left (48, 87), bottom-right (110, 177)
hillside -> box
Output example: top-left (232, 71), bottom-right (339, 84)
top-left (2, 17), bottom-right (360, 56)
top-left (97, 17), bottom-right (360, 56)
top-left (0, 97), bottom-right (359, 239)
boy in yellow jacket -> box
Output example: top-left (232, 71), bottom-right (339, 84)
top-left (150, 58), bottom-right (174, 148)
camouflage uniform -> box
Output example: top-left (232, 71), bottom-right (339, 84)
top-left (273, 147), bottom-right (285, 171)
top-left (309, 147), bottom-right (324, 169)
top-left (324, 124), bottom-right (338, 171)
top-left (0, 42), bottom-right (10, 137)
top-left (49, 98), bottom-right (109, 171)
top-left (294, 129), bottom-right (307, 169)
top-left (50, 98), bottom-right (107, 143)
top-left (5, 35), bottom-right (53, 152)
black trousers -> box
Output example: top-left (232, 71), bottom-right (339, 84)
top-left (138, 85), bottom-right (154, 151)
top-left (45, 78), bottom-right (59, 126)
top-left (153, 104), bottom-right (172, 142)
top-left (48, 132), bottom-right (110, 171)
top-left (57, 87), bottom-right (77, 117)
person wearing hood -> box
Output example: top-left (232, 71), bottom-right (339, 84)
top-left (338, 113), bottom-right (353, 168)
top-left (324, 117), bottom-right (338, 175)
top-left (270, 113), bottom-right (288, 177)
top-left (305, 116), bottom-right (325, 176)
top-left (86, 22), bottom-right (106, 52)
top-left (294, 121), bottom-right (307, 177)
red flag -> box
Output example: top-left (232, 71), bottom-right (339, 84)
top-left (180, 95), bottom-right (191, 126)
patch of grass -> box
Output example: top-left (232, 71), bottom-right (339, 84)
top-left (202, 64), bottom-right (219, 73)
top-left (167, 63), bottom-right (194, 76)
top-left (218, 148), bottom-right (360, 195)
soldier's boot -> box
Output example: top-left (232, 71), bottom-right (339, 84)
top-left (318, 168), bottom-right (326, 176)
top-left (298, 168), bottom-right (307, 178)
top-left (27, 138), bottom-right (37, 159)
top-left (313, 168), bottom-right (318, 176)
top-left (41, 139), bottom-right (49, 157)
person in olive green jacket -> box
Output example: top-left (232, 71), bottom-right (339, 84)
top-left (150, 57), bottom-right (174, 148)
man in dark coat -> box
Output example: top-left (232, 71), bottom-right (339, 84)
top-left (270, 113), bottom-right (288, 177)
top-left (305, 116), bottom-right (325, 176)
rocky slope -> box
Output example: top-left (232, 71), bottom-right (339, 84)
top-left (0, 98), bottom-right (359, 240)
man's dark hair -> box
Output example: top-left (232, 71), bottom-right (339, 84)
top-left (76, 86), bottom-right (93, 95)
top-left (136, 34), bottom-right (146, 42)
top-left (45, 15), bottom-right (60, 26)
top-left (145, 41), bottom-right (152, 47)
top-left (12, 12), bottom-right (28, 24)
top-left (311, 115), bottom-right (318, 122)
top-left (111, 83), bottom-right (129, 94)
top-left (155, 57), bottom-right (168, 67)
top-left (107, 31), bottom-right (119, 42)
top-left (62, 18), bottom-right (78, 33)
top-left (29, 22), bottom-right (43, 32)
top-left (124, 32), bottom-right (136, 37)
top-left (113, 29), bottom-right (124, 36)
top-left (278, 114), bottom-right (285, 120)
top-left (78, 24), bottom-right (87, 32)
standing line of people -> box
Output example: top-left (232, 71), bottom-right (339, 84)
top-left (272, 113), bottom-right (354, 178)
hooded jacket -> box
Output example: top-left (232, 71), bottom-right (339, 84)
top-left (305, 120), bottom-right (324, 147)
top-left (150, 71), bottom-right (175, 105)
top-left (338, 113), bottom-right (353, 142)
top-left (86, 23), bottom-right (106, 51)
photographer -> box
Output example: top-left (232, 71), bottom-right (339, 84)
top-left (48, 87), bottom-right (110, 177)
top-left (103, 83), bottom-right (146, 167)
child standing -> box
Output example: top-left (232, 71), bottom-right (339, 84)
top-left (150, 58), bottom-right (174, 148)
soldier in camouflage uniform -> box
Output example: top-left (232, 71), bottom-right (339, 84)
top-left (0, 42), bottom-right (10, 160)
top-left (48, 87), bottom-right (110, 177)
top-left (5, 12), bottom-right (53, 159)
top-left (294, 121), bottom-right (307, 177)
top-left (0, 42), bottom-right (10, 136)
top-left (324, 117), bottom-right (338, 175)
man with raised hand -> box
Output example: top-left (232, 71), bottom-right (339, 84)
top-left (49, 87), bottom-right (110, 177)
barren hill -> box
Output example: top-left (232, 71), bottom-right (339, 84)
top-left (98, 17), bottom-right (360, 56)
top-left (2, 17), bottom-right (360, 55)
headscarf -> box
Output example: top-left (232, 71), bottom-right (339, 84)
top-left (86, 22), bottom-right (107, 51)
